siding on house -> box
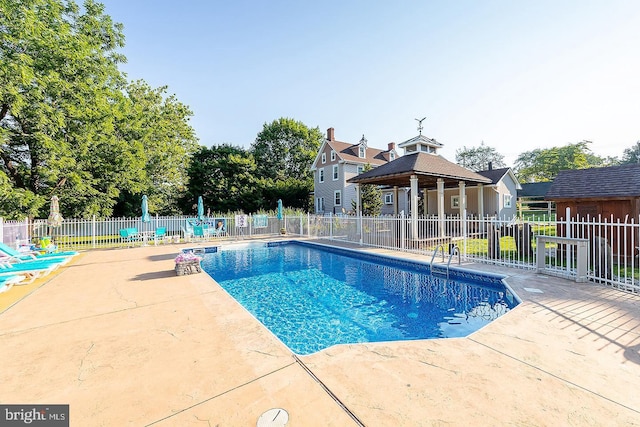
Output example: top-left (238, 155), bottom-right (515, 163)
top-left (311, 127), bottom-right (397, 214)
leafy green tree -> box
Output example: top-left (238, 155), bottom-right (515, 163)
top-left (351, 164), bottom-right (382, 215)
top-left (251, 118), bottom-right (322, 211)
top-left (184, 145), bottom-right (264, 214)
top-left (455, 142), bottom-right (506, 171)
top-left (0, 0), bottom-right (136, 218)
top-left (621, 141), bottom-right (640, 165)
top-left (514, 141), bottom-right (610, 182)
top-left (113, 81), bottom-right (199, 216)
top-left (251, 118), bottom-right (323, 181)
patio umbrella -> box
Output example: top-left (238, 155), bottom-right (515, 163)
top-left (277, 199), bottom-right (283, 220)
top-left (141, 195), bottom-right (151, 228)
top-left (197, 196), bottom-right (205, 221)
top-left (47, 195), bottom-right (64, 236)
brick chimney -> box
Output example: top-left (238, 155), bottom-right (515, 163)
top-left (388, 142), bottom-right (396, 151)
top-left (327, 127), bottom-right (335, 141)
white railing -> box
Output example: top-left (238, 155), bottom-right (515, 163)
top-left (3, 211), bottom-right (639, 294)
top-left (1, 214), bottom-right (304, 251)
top-left (308, 212), bottom-right (640, 295)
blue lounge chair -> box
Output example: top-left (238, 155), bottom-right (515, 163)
top-left (0, 260), bottom-right (60, 284)
top-left (0, 241), bottom-right (77, 264)
top-left (0, 274), bottom-right (25, 292)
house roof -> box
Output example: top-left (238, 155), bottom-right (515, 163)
top-left (518, 182), bottom-right (552, 198)
top-left (476, 167), bottom-right (510, 185)
top-left (347, 153), bottom-right (492, 188)
top-left (327, 139), bottom-right (392, 165)
top-left (545, 164), bottom-right (640, 200)
top-left (476, 167), bottom-right (522, 190)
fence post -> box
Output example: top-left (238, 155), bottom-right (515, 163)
top-left (92, 215), bottom-right (96, 248)
top-left (329, 213), bottom-right (333, 240)
top-left (400, 211), bottom-right (406, 251)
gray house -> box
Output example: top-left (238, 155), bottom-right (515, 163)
top-left (310, 128), bottom-right (400, 214)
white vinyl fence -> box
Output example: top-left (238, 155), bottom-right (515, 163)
top-left (308, 212), bottom-right (640, 294)
top-left (2, 210), bottom-right (639, 294)
top-left (0, 214), bottom-right (303, 251)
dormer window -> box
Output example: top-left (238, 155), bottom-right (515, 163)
top-left (321, 153), bottom-right (326, 164)
top-left (358, 135), bottom-right (367, 158)
top-left (390, 152), bottom-right (395, 160)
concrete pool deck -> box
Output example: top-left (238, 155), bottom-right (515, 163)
top-left (0, 240), bottom-right (639, 426)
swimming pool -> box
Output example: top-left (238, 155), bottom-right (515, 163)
top-left (200, 241), bottom-right (519, 355)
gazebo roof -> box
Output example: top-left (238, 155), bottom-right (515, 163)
top-left (347, 153), bottom-right (492, 188)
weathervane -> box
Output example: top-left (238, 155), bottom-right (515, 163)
top-left (415, 117), bottom-right (426, 135)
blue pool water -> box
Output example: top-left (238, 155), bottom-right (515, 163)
top-left (200, 241), bottom-right (519, 355)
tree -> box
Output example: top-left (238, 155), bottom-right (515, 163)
top-left (455, 142), bottom-right (506, 171)
top-left (0, 0), bottom-right (198, 218)
top-left (113, 80), bottom-right (199, 217)
top-left (621, 141), bottom-right (640, 165)
top-left (184, 145), bottom-right (264, 214)
top-left (251, 118), bottom-right (323, 210)
top-left (351, 164), bottom-right (382, 215)
top-left (252, 118), bottom-right (322, 180)
top-left (514, 141), bottom-right (610, 182)
top-left (0, 0), bottom-right (133, 217)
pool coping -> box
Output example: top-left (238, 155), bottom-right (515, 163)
top-left (0, 239), bottom-right (638, 426)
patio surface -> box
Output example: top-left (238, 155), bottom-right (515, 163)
top-left (0, 239), bottom-right (639, 426)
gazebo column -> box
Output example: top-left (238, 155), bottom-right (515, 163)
top-left (410, 175), bottom-right (419, 239)
top-left (393, 186), bottom-right (399, 215)
top-left (459, 181), bottom-right (467, 240)
top-left (423, 189), bottom-right (427, 216)
top-left (437, 178), bottom-right (445, 237)
top-left (477, 184), bottom-right (484, 234)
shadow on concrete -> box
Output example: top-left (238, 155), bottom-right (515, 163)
top-left (133, 270), bottom-right (177, 281)
top-left (148, 254), bottom-right (178, 262)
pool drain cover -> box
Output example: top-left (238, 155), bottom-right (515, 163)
top-left (257, 408), bottom-right (289, 427)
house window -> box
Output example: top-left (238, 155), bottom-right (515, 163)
top-left (316, 197), bottom-right (324, 212)
top-left (504, 194), bottom-right (512, 208)
top-left (359, 145), bottom-right (365, 158)
top-left (451, 195), bottom-right (460, 208)
top-left (321, 153), bottom-right (326, 164)
top-left (384, 193), bottom-right (394, 205)
top-left (332, 165), bottom-right (339, 180)
top-left (331, 151), bottom-right (336, 161)
top-left (334, 190), bottom-right (341, 206)
top-left (357, 165), bottom-right (364, 174)
top-left (319, 168), bottom-right (324, 183)
top-left (390, 152), bottom-right (395, 160)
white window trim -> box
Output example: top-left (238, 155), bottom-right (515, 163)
top-left (332, 165), bottom-right (339, 180)
top-left (390, 152), bottom-right (395, 160)
top-left (319, 168), bottom-right (324, 183)
top-left (384, 193), bottom-right (393, 205)
top-left (334, 190), bottom-right (342, 206)
top-left (359, 146), bottom-right (365, 158)
top-left (331, 151), bottom-right (336, 161)
top-left (357, 165), bottom-right (364, 174)
top-left (504, 194), bottom-right (512, 208)
top-left (321, 153), bottom-right (326, 164)
top-left (451, 195), bottom-right (460, 208)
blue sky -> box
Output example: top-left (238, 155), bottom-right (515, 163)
top-left (101, 0), bottom-right (640, 165)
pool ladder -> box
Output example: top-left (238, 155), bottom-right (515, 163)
top-left (430, 244), bottom-right (461, 279)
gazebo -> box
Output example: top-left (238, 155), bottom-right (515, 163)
top-left (347, 133), bottom-right (491, 239)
